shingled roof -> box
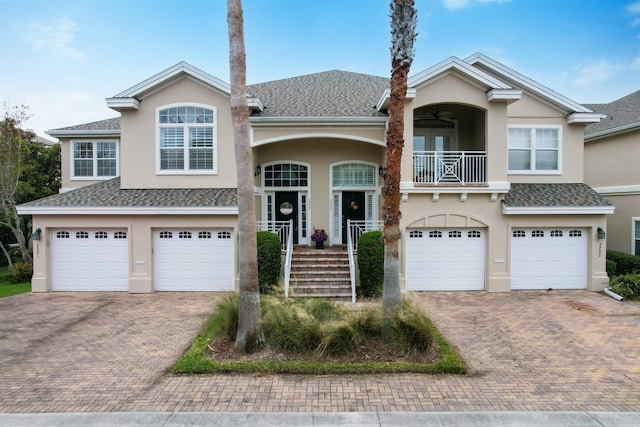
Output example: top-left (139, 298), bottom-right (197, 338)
top-left (584, 90), bottom-right (640, 136)
top-left (247, 70), bottom-right (389, 118)
top-left (503, 183), bottom-right (613, 208)
top-left (18, 178), bottom-right (237, 210)
top-left (49, 117), bottom-right (121, 133)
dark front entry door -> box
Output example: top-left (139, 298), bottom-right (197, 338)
top-left (275, 191), bottom-right (298, 244)
top-left (342, 191), bottom-right (366, 244)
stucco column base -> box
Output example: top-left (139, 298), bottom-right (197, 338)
top-left (486, 275), bottom-right (511, 292)
top-left (129, 277), bottom-right (153, 293)
top-left (31, 275), bottom-right (49, 292)
top-left (588, 274), bottom-right (609, 292)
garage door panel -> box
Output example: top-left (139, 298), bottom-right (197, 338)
top-left (406, 229), bottom-right (485, 291)
top-left (51, 229), bottom-right (129, 291)
top-left (154, 229), bottom-right (235, 291)
top-left (511, 228), bottom-right (586, 290)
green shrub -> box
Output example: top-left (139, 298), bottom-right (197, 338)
top-left (606, 259), bottom-right (617, 278)
top-left (610, 273), bottom-right (640, 300)
top-left (9, 262), bottom-right (32, 284)
top-left (262, 298), bottom-right (323, 353)
top-left (212, 295), bottom-right (239, 341)
top-left (607, 251), bottom-right (640, 276)
top-left (389, 299), bottom-right (434, 356)
top-left (257, 231), bottom-right (282, 294)
top-left (357, 230), bottom-right (384, 298)
top-left (303, 298), bottom-right (342, 322)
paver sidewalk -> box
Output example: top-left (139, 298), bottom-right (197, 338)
top-left (0, 290), bottom-right (639, 413)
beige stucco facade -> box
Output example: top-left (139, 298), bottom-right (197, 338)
top-left (25, 56), bottom-right (613, 294)
top-left (585, 129), bottom-right (640, 254)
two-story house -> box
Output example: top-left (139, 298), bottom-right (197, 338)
top-left (17, 53), bottom-right (613, 294)
top-left (584, 90), bottom-right (640, 255)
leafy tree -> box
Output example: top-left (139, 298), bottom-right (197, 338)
top-left (0, 105), bottom-right (33, 268)
top-left (228, 0), bottom-right (264, 353)
top-left (382, 0), bottom-right (417, 339)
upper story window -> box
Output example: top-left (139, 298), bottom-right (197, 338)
top-left (72, 141), bottom-right (118, 179)
top-left (508, 126), bottom-right (561, 174)
top-left (157, 105), bottom-right (216, 174)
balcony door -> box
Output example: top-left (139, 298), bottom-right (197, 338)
top-left (413, 130), bottom-right (457, 153)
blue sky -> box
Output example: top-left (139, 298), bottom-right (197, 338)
top-left (1, 0), bottom-right (639, 138)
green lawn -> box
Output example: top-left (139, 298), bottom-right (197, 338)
top-left (0, 266), bottom-right (31, 298)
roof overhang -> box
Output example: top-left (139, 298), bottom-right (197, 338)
top-left (249, 116), bottom-right (388, 126)
top-left (46, 129), bottom-right (121, 138)
top-left (585, 121), bottom-right (640, 141)
top-left (105, 97), bottom-right (140, 110)
top-left (17, 206), bottom-right (239, 216)
top-left (376, 88), bottom-right (416, 111)
top-left (502, 206), bottom-right (615, 215)
top-left (487, 89), bottom-right (522, 103)
top-left (567, 113), bottom-right (605, 124)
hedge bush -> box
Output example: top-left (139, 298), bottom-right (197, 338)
top-left (257, 231), bottom-right (282, 294)
top-left (606, 251), bottom-right (640, 276)
top-left (606, 259), bottom-right (617, 278)
top-left (610, 273), bottom-right (640, 300)
top-left (357, 230), bottom-right (384, 298)
top-left (9, 262), bottom-right (33, 284)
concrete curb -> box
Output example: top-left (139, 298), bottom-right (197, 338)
top-left (1, 411), bottom-right (639, 427)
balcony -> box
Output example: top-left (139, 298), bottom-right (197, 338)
top-left (413, 151), bottom-right (487, 186)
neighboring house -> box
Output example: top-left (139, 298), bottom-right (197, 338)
top-left (584, 90), bottom-right (640, 255)
top-left (17, 53), bottom-right (614, 294)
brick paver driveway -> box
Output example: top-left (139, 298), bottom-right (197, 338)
top-left (1, 290), bottom-right (639, 413)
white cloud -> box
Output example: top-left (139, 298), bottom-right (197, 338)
top-left (443, 0), bottom-right (510, 10)
top-left (631, 56), bottom-right (640, 70)
top-left (443, 0), bottom-right (469, 10)
top-left (25, 17), bottom-right (84, 60)
top-left (574, 59), bottom-right (624, 87)
top-left (632, 17), bottom-right (640, 27)
top-left (628, 1), bottom-right (640, 13)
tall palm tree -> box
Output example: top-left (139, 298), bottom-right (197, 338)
top-left (382, 0), bottom-right (417, 334)
top-left (227, 0), bottom-right (263, 353)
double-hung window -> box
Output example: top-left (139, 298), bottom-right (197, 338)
top-left (158, 105), bottom-right (216, 173)
top-left (634, 219), bottom-right (640, 255)
top-left (508, 126), bottom-right (561, 173)
top-left (72, 141), bottom-right (118, 178)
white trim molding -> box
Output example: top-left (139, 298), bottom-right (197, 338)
top-left (594, 185), bottom-right (640, 196)
top-left (585, 121), bottom-right (640, 142)
top-left (400, 181), bottom-right (511, 193)
top-left (16, 206), bottom-right (239, 216)
top-left (502, 206), bottom-right (615, 215)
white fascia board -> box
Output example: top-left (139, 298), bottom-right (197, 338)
top-left (16, 206), bottom-right (239, 216)
top-left (46, 129), bottom-right (121, 138)
top-left (375, 88), bottom-right (416, 111)
top-left (585, 121), bottom-right (640, 141)
top-left (594, 185), bottom-right (640, 196)
top-left (112, 62), bottom-right (230, 99)
top-left (249, 116), bottom-right (388, 126)
top-left (567, 113), bottom-right (605, 124)
top-left (487, 89), bottom-right (522, 103)
top-left (400, 181), bottom-right (511, 193)
top-left (408, 56), bottom-right (512, 90)
top-left (464, 53), bottom-right (592, 114)
top-left (502, 205), bottom-right (615, 215)
top-left (105, 97), bottom-right (139, 110)
top-left (247, 97), bottom-right (264, 112)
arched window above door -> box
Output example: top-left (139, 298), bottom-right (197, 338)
top-left (264, 163), bottom-right (308, 187)
top-left (332, 163), bottom-right (376, 187)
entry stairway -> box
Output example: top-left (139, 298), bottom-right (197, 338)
top-left (288, 247), bottom-right (352, 301)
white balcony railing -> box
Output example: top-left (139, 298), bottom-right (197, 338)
top-left (413, 151), bottom-right (486, 185)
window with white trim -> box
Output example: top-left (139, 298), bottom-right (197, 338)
top-left (158, 105), bottom-right (216, 173)
top-left (508, 126), bottom-right (561, 173)
top-left (633, 220), bottom-right (639, 255)
top-left (72, 141), bottom-right (118, 178)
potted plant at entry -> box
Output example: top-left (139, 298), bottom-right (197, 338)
top-left (311, 228), bottom-right (328, 249)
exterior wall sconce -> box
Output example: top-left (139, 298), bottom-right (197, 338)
top-left (378, 166), bottom-right (385, 177)
top-left (33, 228), bottom-right (42, 241)
top-left (254, 164), bottom-right (261, 176)
top-left (597, 227), bottom-right (606, 240)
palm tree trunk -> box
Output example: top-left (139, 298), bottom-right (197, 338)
top-left (382, 0), bottom-right (417, 339)
top-left (228, 0), bottom-right (263, 353)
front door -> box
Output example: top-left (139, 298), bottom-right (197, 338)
top-left (275, 191), bottom-right (298, 244)
top-left (341, 191), bottom-right (366, 244)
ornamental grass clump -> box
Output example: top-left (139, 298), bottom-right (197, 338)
top-left (389, 299), bottom-right (434, 356)
top-left (610, 273), bottom-right (640, 300)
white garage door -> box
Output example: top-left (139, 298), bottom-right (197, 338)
top-left (406, 228), bottom-right (485, 291)
top-left (153, 229), bottom-right (235, 291)
top-left (51, 229), bottom-right (129, 291)
top-left (511, 228), bottom-right (587, 290)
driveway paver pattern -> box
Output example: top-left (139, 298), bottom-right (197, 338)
top-left (0, 290), bottom-right (638, 413)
